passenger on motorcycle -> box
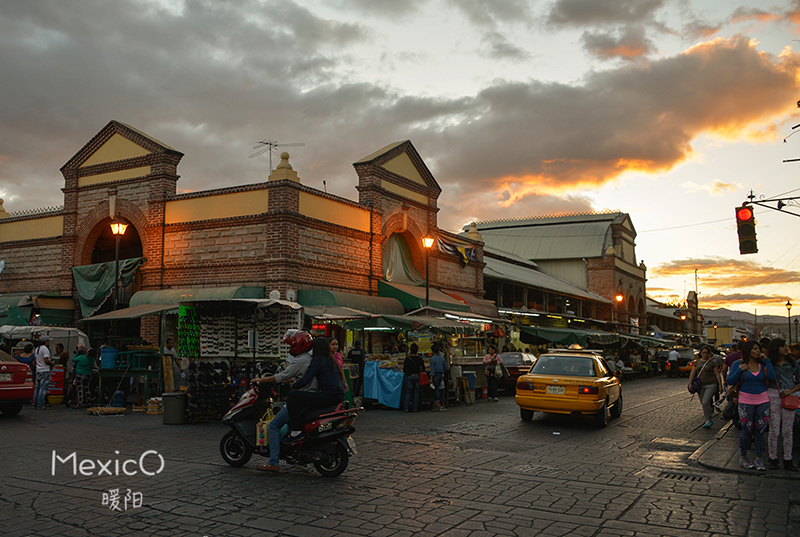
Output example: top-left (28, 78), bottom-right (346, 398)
top-left (282, 337), bottom-right (346, 445)
top-left (252, 330), bottom-right (316, 472)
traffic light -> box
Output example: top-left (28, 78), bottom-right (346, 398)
top-left (735, 205), bottom-right (757, 254)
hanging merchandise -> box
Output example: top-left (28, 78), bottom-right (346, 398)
top-left (178, 305), bottom-right (201, 358)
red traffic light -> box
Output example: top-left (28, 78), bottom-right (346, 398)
top-left (737, 207), bottom-right (754, 221)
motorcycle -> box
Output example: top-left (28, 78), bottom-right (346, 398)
top-left (219, 382), bottom-right (360, 477)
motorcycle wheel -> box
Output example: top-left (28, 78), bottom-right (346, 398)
top-left (220, 431), bottom-right (252, 467)
top-left (314, 440), bottom-right (349, 477)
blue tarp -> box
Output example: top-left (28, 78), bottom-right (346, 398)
top-left (363, 361), bottom-right (403, 409)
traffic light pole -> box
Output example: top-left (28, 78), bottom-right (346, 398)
top-left (742, 189), bottom-right (800, 218)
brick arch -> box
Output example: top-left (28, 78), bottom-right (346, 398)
top-left (381, 211), bottom-right (428, 271)
top-left (75, 199), bottom-right (150, 267)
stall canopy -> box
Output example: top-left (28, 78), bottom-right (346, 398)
top-left (298, 290), bottom-right (404, 316)
top-left (520, 325), bottom-right (619, 346)
top-left (0, 293), bottom-right (35, 326)
top-left (377, 281), bottom-right (471, 313)
top-left (72, 258), bottom-right (143, 318)
top-left (0, 325), bottom-right (89, 351)
top-left (441, 289), bottom-right (499, 318)
top-left (303, 306), bottom-right (376, 321)
top-left (620, 333), bottom-right (670, 348)
top-left (344, 314), bottom-right (479, 334)
top-left (82, 303), bottom-right (179, 322)
top-left (129, 286), bottom-right (264, 307)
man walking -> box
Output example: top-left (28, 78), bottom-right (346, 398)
top-left (33, 337), bottom-right (53, 409)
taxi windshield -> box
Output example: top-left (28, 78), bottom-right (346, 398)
top-left (530, 355), bottom-right (596, 377)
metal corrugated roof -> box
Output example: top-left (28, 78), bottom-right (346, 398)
top-left (467, 212), bottom-right (626, 261)
top-left (483, 256), bottom-right (611, 304)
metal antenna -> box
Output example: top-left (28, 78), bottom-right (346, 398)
top-left (249, 140), bottom-right (305, 170)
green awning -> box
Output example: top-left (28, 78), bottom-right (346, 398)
top-left (130, 286), bottom-right (264, 307)
top-left (383, 314), bottom-right (479, 335)
top-left (520, 325), bottom-right (619, 346)
top-left (0, 294), bottom-right (34, 326)
top-left (298, 289), bottom-right (404, 315)
top-left (378, 281), bottom-right (470, 313)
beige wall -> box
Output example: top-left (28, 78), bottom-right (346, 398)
top-left (165, 190), bottom-right (270, 224)
top-left (382, 153), bottom-right (426, 185)
top-left (299, 192), bottom-right (370, 232)
top-left (80, 133), bottom-right (151, 167)
top-left (0, 215), bottom-right (63, 242)
top-left (380, 180), bottom-right (428, 204)
top-left (78, 166), bottom-right (152, 187)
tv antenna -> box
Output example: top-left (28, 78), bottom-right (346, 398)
top-left (249, 140), bottom-right (305, 170)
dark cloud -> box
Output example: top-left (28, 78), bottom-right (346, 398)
top-left (448, 0), bottom-right (533, 27)
top-left (580, 26), bottom-right (656, 60)
top-left (546, 0), bottom-right (665, 27)
top-left (697, 293), bottom-right (794, 307)
top-left (480, 30), bottom-right (530, 60)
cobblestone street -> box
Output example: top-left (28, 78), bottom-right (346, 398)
top-left (2, 377), bottom-right (798, 537)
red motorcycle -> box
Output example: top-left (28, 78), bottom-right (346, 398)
top-left (219, 382), bottom-right (360, 477)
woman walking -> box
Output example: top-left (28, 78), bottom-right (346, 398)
top-left (727, 340), bottom-right (775, 470)
top-left (687, 345), bottom-right (723, 428)
top-left (766, 338), bottom-right (800, 470)
top-left (482, 345), bottom-right (503, 402)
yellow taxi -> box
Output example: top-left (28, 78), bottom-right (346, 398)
top-left (515, 347), bottom-right (622, 427)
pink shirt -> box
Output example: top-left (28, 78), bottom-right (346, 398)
top-left (738, 364), bottom-right (770, 405)
top-left (333, 352), bottom-right (343, 369)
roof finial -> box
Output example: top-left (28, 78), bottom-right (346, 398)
top-left (268, 152), bottom-right (300, 182)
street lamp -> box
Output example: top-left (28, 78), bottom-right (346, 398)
top-left (713, 324), bottom-right (717, 344)
top-left (795, 318), bottom-right (798, 344)
top-left (422, 236), bottom-right (434, 306)
top-left (787, 300), bottom-right (793, 344)
top-left (110, 215), bottom-right (128, 311)
top-left (614, 292), bottom-right (623, 332)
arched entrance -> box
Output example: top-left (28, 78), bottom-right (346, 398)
top-left (91, 218), bottom-right (143, 264)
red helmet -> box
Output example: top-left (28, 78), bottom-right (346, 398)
top-left (284, 330), bottom-right (313, 355)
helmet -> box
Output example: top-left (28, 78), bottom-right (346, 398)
top-left (283, 330), bottom-right (313, 356)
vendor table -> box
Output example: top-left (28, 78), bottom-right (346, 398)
top-left (97, 351), bottom-right (162, 405)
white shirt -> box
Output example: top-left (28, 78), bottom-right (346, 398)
top-left (668, 350), bottom-right (680, 362)
top-left (35, 345), bottom-right (51, 373)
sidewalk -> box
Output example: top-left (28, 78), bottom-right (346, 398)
top-left (691, 419), bottom-right (800, 479)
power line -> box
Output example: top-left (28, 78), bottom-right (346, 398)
top-left (639, 216), bottom-right (731, 233)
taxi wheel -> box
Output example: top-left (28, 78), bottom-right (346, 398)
top-left (520, 408), bottom-right (534, 421)
top-left (610, 394), bottom-right (623, 418)
top-left (594, 401), bottom-right (608, 428)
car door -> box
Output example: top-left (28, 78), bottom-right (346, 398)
top-left (595, 358), bottom-right (620, 403)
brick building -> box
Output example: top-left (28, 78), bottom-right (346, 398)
top-left (466, 212), bottom-right (647, 334)
top-left (0, 121), bottom-right (485, 347)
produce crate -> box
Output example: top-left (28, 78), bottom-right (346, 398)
top-left (146, 398), bottom-right (163, 415)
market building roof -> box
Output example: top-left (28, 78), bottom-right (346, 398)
top-left (466, 211), bottom-right (633, 261)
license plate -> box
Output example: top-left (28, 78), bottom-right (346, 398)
top-left (547, 386), bottom-right (564, 395)
top-left (533, 385), bottom-right (546, 392)
top-left (346, 436), bottom-right (358, 455)
top-left (0, 373), bottom-right (11, 382)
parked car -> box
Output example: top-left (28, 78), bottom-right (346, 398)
top-left (497, 352), bottom-right (536, 393)
top-left (0, 349), bottom-right (34, 417)
top-left (515, 347), bottom-right (622, 427)
top-left (657, 348), bottom-right (696, 376)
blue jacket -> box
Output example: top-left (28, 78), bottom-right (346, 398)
top-left (727, 358), bottom-right (776, 395)
top-left (429, 354), bottom-right (447, 375)
top-left (293, 355), bottom-right (345, 397)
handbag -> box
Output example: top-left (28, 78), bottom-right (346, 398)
top-left (782, 394), bottom-right (800, 410)
top-left (688, 360), bottom-right (709, 394)
top-left (419, 371), bottom-right (430, 386)
top-left (722, 399), bottom-right (738, 420)
top-left (256, 408), bottom-right (275, 447)
top-left (495, 363), bottom-right (504, 379)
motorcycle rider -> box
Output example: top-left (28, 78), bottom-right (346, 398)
top-left (282, 337), bottom-right (346, 444)
top-left (252, 330), bottom-right (317, 472)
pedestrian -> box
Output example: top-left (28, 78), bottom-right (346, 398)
top-left (329, 337), bottom-right (344, 368)
top-left (402, 343), bottom-right (425, 412)
top-left (72, 346), bottom-right (93, 408)
top-left (15, 342), bottom-right (35, 375)
top-left (429, 343), bottom-right (447, 411)
top-left (687, 345), bottom-right (723, 428)
top-left (54, 343), bottom-right (68, 367)
top-left (283, 337), bottom-right (346, 444)
top-left (790, 343), bottom-right (800, 363)
top-left (347, 340), bottom-right (366, 397)
top-left (766, 338), bottom-right (800, 470)
top-left (163, 338), bottom-right (186, 390)
top-left (667, 347), bottom-right (680, 377)
top-left (483, 345), bottom-right (504, 401)
top-left (33, 337), bottom-right (53, 409)
top-left (727, 340), bottom-right (775, 470)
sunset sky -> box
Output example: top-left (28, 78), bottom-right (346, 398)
top-left (2, 1), bottom-right (800, 316)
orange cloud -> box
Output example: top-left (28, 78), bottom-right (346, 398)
top-left (650, 257), bottom-right (800, 289)
top-left (694, 293), bottom-right (792, 308)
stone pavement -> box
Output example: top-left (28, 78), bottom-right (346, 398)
top-left (3, 379), bottom-right (800, 537)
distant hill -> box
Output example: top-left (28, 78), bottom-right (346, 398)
top-left (701, 307), bottom-right (791, 324)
